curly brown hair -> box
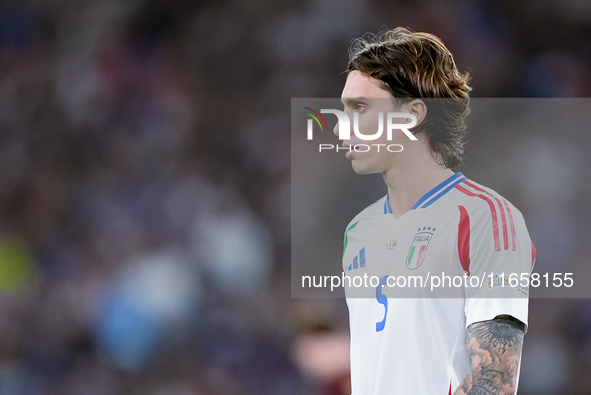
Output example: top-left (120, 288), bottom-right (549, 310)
top-left (347, 27), bottom-right (471, 168)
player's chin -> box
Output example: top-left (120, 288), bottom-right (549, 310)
top-left (351, 159), bottom-right (376, 175)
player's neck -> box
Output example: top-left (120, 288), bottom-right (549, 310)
top-left (383, 160), bottom-right (455, 219)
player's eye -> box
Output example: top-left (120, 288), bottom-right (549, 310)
top-left (354, 104), bottom-right (367, 113)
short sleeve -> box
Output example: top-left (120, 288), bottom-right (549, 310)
top-left (458, 201), bottom-right (535, 331)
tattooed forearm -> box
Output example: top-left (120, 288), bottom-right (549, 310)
top-left (467, 366), bottom-right (504, 395)
top-left (454, 315), bottom-right (525, 395)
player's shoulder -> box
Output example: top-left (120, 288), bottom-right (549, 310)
top-left (445, 177), bottom-right (530, 242)
top-left (448, 178), bottom-right (523, 216)
top-left (448, 177), bottom-right (533, 260)
top-left (345, 195), bottom-right (388, 230)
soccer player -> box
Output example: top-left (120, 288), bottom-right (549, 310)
top-left (337, 28), bottom-right (535, 394)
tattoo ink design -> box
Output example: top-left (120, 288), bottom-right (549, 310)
top-left (466, 367), bottom-right (503, 395)
top-left (469, 319), bottom-right (523, 356)
top-left (455, 316), bottom-right (525, 395)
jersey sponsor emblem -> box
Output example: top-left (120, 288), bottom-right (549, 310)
top-left (488, 274), bottom-right (529, 295)
top-left (406, 228), bottom-right (435, 270)
top-left (386, 240), bottom-right (397, 250)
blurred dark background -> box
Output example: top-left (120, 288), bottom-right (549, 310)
top-left (0, 0), bottom-right (590, 394)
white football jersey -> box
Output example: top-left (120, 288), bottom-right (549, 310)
top-left (343, 172), bottom-right (536, 395)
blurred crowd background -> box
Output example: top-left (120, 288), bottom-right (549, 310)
top-left (0, 0), bottom-right (590, 394)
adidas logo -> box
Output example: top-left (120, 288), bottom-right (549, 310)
top-left (347, 247), bottom-right (366, 271)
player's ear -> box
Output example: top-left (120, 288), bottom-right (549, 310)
top-left (407, 99), bottom-right (427, 126)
